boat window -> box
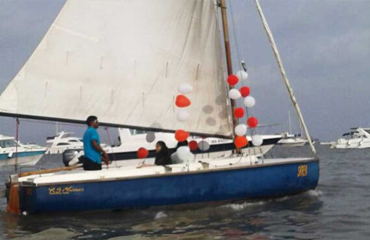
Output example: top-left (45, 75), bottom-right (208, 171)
top-left (365, 130), bottom-right (370, 135)
top-left (0, 140), bottom-right (19, 148)
top-left (68, 140), bottom-right (79, 143)
top-left (57, 143), bottom-right (70, 146)
top-left (130, 129), bottom-right (146, 135)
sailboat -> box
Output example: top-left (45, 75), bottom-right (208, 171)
top-left (278, 111), bottom-right (309, 147)
top-left (0, 0), bottom-right (319, 214)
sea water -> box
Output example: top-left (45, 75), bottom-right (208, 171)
top-left (0, 145), bottom-right (369, 240)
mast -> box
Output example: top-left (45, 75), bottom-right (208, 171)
top-left (254, 0), bottom-right (317, 156)
top-left (219, 0), bottom-right (239, 150)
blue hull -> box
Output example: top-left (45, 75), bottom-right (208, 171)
top-left (19, 159), bottom-right (319, 213)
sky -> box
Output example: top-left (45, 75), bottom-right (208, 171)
top-left (0, 0), bottom-right (369, 144)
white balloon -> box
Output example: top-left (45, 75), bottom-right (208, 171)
top-left (252, 135), bottom-right (263, 146)
top-left (176, 146), bottom-right (194, 163)
top-left (198, 140), bottom-right (210, 151)
top-left (235, 124), bottom-right (247, 136)
top-left (146, 132), bottom-right (156, 143)
top-left (229, 89), bottom-right (241, 100)
top-left (177, 110), bottom-right (190, 122)
top-left (177, 146), bottom-right (190, 158)
top-left (178, 83), bottom-right (193, 94)
top-left (237, 70), bottom-right (248, 81)
top-left (244, 96), bottom-right (256, 108)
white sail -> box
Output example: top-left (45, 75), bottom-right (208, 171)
top-left (0, 0), bottom-right (233, 138)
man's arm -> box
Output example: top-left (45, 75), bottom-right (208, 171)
top-left (92, 140), bottom-right (109, 165)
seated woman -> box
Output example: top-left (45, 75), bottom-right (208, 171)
top-left (154, 141), bottom-right (172, 166)
top-left (137, 141), bottom-right (171, 168)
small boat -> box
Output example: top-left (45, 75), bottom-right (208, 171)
top-left (8, 156), bottom-right (318, 213)
top-left (45, 131), bottom-right (84, 154)
top-left (278, 132), bottom-right (309, 147)
top-left (0, 135), bottom-right (46, 167)
top-left (330, 127), bottom-right (370, 149)
top-left (277, 111), bottom-right (309, 147)
top-left (1, 0), bottom-right (319, 214)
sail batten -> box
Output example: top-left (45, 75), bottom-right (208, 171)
top-left (0, 0), bottom-right (233, 138)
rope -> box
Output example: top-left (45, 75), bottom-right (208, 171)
top-left (105, 127), bottom-right (117, 168)
top-left (14, 118), bottom-right (19, 172)
top-left (228, 0), bottom-right (259, 153)
top-left (229, 0), bottom-right (242, 72)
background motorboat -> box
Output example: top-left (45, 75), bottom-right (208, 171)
top-left (46, 131), bottom-right (108, 154)
top-left (63, 128), bottom-right (282, 167)
top-left (0, 134), bottom-right (46, 167)
top-left (331, 127), bottom-right (370, 149)
top-left (46, 131), bottom-right (84, 154)
top-left (278, 132), bottom-right (309, 147)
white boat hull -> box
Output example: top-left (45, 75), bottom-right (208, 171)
top-left (278, 138), bottom-right (308, 147)
top-left (331, 139), bottom-right (370, 149)
top-left (0, 152), bottom-right (45, 167)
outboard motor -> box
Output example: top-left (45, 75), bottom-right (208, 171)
top-left (63, 149), bottom-right (83, 167)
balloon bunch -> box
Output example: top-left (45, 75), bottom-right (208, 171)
top-left (174, 83), bottom-right (200, 161)
top-left (174, 84), bottom-right (211, 153)
top-left (227, 70), bottom-right (263, 148)
top-left (174, 83), bottom-right (193, 143)
top-left (176, 83), bottom-right (193, 122)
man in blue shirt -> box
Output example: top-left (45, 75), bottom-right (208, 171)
top-left (82, 116), bottom-right (109, 170)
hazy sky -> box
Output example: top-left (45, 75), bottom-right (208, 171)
top-left (0, 0), bottom-right (369, 144)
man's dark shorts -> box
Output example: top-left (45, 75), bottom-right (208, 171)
top-left (82, 156), bottom-right (102, 171)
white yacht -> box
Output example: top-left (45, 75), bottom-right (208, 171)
top-left (331, 127), bottom-right (370, 149)
top-left (45, 131), bottom-right (83, 154)
top-left (64, 128), bottom-right (282, 167)
top-left (0, 135), bottom-right (46, 167)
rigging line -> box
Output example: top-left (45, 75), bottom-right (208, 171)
top-left (228, 0), bottom-right (242, 71)
top-left (229, 1), bottom-right (256, 131)
top-left (14, 118), bottom-right (20, 172)
top-left (104, 127), bottom-right (117, 168)
top-left (18, 118), bottom-right (84, 128)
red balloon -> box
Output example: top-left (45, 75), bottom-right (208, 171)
top-left (234, 136), bottom-right (248, 148)
top-left (227, 75), bottom-right (239, 86)
top-left (247, 117), bottom-right (259, 128)
top-left (175, 95), bottom-right (191, 108)
top-left (234, 107), bottom-right (245, 118)
top-left (189, 141), bottom-right (198, 151)
top-left (239, 86), bottom-right (250, 97)
top-left (175, 129), bottom-right (189, 142)
top-left (137, 147), bottom-right (149, 159)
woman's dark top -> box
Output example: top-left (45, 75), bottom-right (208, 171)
top-left (155, 141), bottom-right (172, 166)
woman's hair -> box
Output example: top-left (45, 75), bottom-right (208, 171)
top-left (155, 141), bottom-right (171, 166)
top-left (156, 141), bottom-right (168, 151)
